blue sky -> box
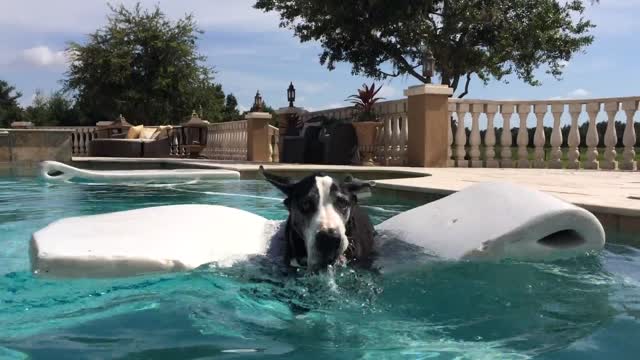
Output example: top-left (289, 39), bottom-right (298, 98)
top-left (1, 0), bottom-right (638, 114)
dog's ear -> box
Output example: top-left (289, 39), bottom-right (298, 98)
top-left (260, 166), bottom-right (294, 196)
top-left (342, 175), bottom-right (375, 200)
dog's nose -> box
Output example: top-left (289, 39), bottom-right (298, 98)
top-left (315, 230), bottom-right (341, 256)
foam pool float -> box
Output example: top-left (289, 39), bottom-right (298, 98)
top-left (30, 182), bottom-right (605, 278)
top-left (41, 161), bottom-right (240, 182)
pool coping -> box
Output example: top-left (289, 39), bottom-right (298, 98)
top-left (71, 157), bottom-right (640, 236)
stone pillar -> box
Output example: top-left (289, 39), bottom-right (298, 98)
top-left (246, 112), bottom-right (272, 162)
top-left (404, 84), bottom-right (454, 167)
top-left (276, 106), bottom-right (306, 162)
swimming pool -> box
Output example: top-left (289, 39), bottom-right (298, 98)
top-left (1, 173), bottom-right (640, 359)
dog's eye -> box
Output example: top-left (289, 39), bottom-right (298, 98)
top-left (335, 197), bottom-right (350, 211)
top-left (300, 199), bottom-right (314, 212)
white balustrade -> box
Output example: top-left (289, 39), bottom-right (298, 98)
top-left (202, 120), bottom-right (248, 161)
top-left (533, 104), bottom-right (547, 168)
top-left (469, 104), bottom-right (482, 168)
top-left (567, 104), bottom-right (582, 169)
top-left (500, 105), bottom-right (515, 168)
top-left (549, 104), bottom-right (564, 169)
top-left (455, 103), bottom-right (469, 167)
top-left (584, 103), bottom-right (600, 170)
top-left (602, 102), bottom-right (619, 170)
top-left (447, 102), bottom-right (456, 167)
top-left (621, 101), bottom-right (638, 170)
top-left (516, 104), bottom-right (530, 168)
top-left (484, 104), bottom-right (498, 168)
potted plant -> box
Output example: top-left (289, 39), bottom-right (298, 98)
top-left (347, 82), bottom-right (384, 166)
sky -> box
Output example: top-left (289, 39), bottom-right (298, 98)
top-left (0, 0), bottom-right (639, 114)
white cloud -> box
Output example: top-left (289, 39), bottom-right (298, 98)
top-left (377, 84), bottom-right (401, 100)
top-left (567, 88), bottom-right (590, 98)
top-left (0, 0), bottom-right (280, 33)
top-left (18, 46), bottom-right (68, 68)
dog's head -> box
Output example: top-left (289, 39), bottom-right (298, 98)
top-left (260, 166), bottom-right (374, 271)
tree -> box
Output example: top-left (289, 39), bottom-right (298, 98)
top-left (64, 3), bottom-right (225, 124)
top-left (0, 80), bottom-right (23, 127)
top-left (222, 93), bottom-right (241, 121)
top-left (254, 0), bottom-right (596, 97)
top-left (23, 90), bottom-right (81, 126)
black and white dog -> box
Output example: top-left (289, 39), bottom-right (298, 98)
top-left (260, 166), bottom-right (376, 271)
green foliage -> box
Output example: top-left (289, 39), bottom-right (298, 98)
top-left (64, 3), bottom-right (225, 124)
top-left (23, 90), bottom-right (82, 126)
top-left (222, 93), bottom-right (242, 121)
top-left (0, 80), bottom-right (23, 127)
top-left (346, 82), bottom-right (384, 122)
top-left (254, 0), bottom-right (596, 97)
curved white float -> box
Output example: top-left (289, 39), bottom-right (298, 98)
top-left (377, 182), bottom-right (605, 262)
top-left (30, 182), bottom-right (605, 278)
top-left (31, 205), bottom-right (273, 278)
top-left (40, 161), bottom-right (240, 182)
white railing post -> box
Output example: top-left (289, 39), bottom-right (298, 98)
top-left (401, 115), bottom-right (409, 165)
top-left (447, 102), bottom-right (455, 167)
top-left (469, 103), bottom-right (483, 168)
top-left (383, 117), bottom-right (393, 166)
top-left (500, 104), bottom-right (515, 168)
top-left (584, 102), bottom-right (600, 170)
top-left (533, 104), bottom-right (547, 168)
top-left (567, 104), bottom-right (582, 169)
top-left (602, 102), bottom-right (619, 170)
top-left (621, 101), bottom-right (638, 171)
top-left (455, 103), bottom-right (469, 167)
top-left (516, 104), bottom-right (530, 168)
top-left (485, 104), bottom-right (498, 168)
top-left (549, 104), bottom-right (564, 169)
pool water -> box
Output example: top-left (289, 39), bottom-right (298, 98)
top-left (1, 174), bottom-right (640, 359)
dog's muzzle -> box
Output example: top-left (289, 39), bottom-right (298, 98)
top-left (315, 230), bottom-right (342, 265)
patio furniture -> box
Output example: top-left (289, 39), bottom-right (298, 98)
top-left (281, 119), bottom-right (325, 163)
top-left (88, 126), bottom-right (173, 158)
top-left (320, 122), bottom-right (359, 165)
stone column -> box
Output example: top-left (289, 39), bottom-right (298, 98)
top-left (246, 112), bottom-right (273, 162)
top-left (404, 84), bottom-right (454, 167)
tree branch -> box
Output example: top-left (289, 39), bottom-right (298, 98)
top-left (457, 72), bottom-right (472, 98)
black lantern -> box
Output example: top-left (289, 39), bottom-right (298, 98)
top-left (287, 82), bottom-right (296, 107)
top-left (253, 90), bottom-right (264, 112)
top-left (182, 110), bottom-right (209, 158)
top-left (422, 46), bottom-right (435, 84)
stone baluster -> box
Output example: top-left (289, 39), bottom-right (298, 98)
top-left (447, 102), bottom-right (456, 167)
top-left (567, 104), bottom-right (582, 169)
top-left (500, 104), bottom-right (514, 168)
top-left (621, 101), bottom-right (638, 171)
top-left (485, 104), bottom-right (498, 168)
top-left (549, 104), bottom-right (564, 169)
top-left (394, 116), bottom-right (403, 165)
top-left (384, 117), bottom-right (393, 166)
top-left (455, 103), bottom-right (469, 167)
top-left (516, 104), bottom-right (530, 168)
top-left (602, 102), bottom-right (619, 170)
top-left (469, 104), bottom-right (483, 167)
top-left (272, 128), bottom-right (280, 163)
top-left (387, 117), bottom-right (397, 165)
top-left (401, 115), bottom-right (409, 165)
top-left (584, 102), bottom-right (600, 170)
top-left (533, 104), bottom-right (547, 168)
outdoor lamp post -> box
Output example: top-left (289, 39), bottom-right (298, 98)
top-left (287, 82), bottom-right (296, 107)
top-left (422, 46), bottom-right (435, 84)
top-left (253, 90), bottom-right (264, 112)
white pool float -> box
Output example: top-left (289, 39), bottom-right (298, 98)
top-left (30, 182), bottom-right (605, 278)
top-left (40, 161), bottom-right (240, 182)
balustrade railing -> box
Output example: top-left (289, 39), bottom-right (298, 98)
top-left (448, 97), bottom-right (640, 170)
top-left (269, 125), bottom-right (279, 163)
top-left (201, 120), bottom-right (248, 161)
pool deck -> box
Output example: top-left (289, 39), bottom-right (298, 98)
top-left (72, 157), bottom-right (640, 234)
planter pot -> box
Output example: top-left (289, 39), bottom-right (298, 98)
top-left (352, 121), bottom-right (382, 166)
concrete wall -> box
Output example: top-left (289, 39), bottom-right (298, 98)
top-left (0, 129), bottom-right (73, 164)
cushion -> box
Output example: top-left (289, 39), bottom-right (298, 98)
top-left (139, 127), bottom-right (158, 140)
top-left (126, 125), bottom-right (144, 139)
top-left (151, 125), bottom-right (173, 140)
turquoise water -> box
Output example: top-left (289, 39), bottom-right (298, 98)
top-left (1, 174), bottom-right (640, 359)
